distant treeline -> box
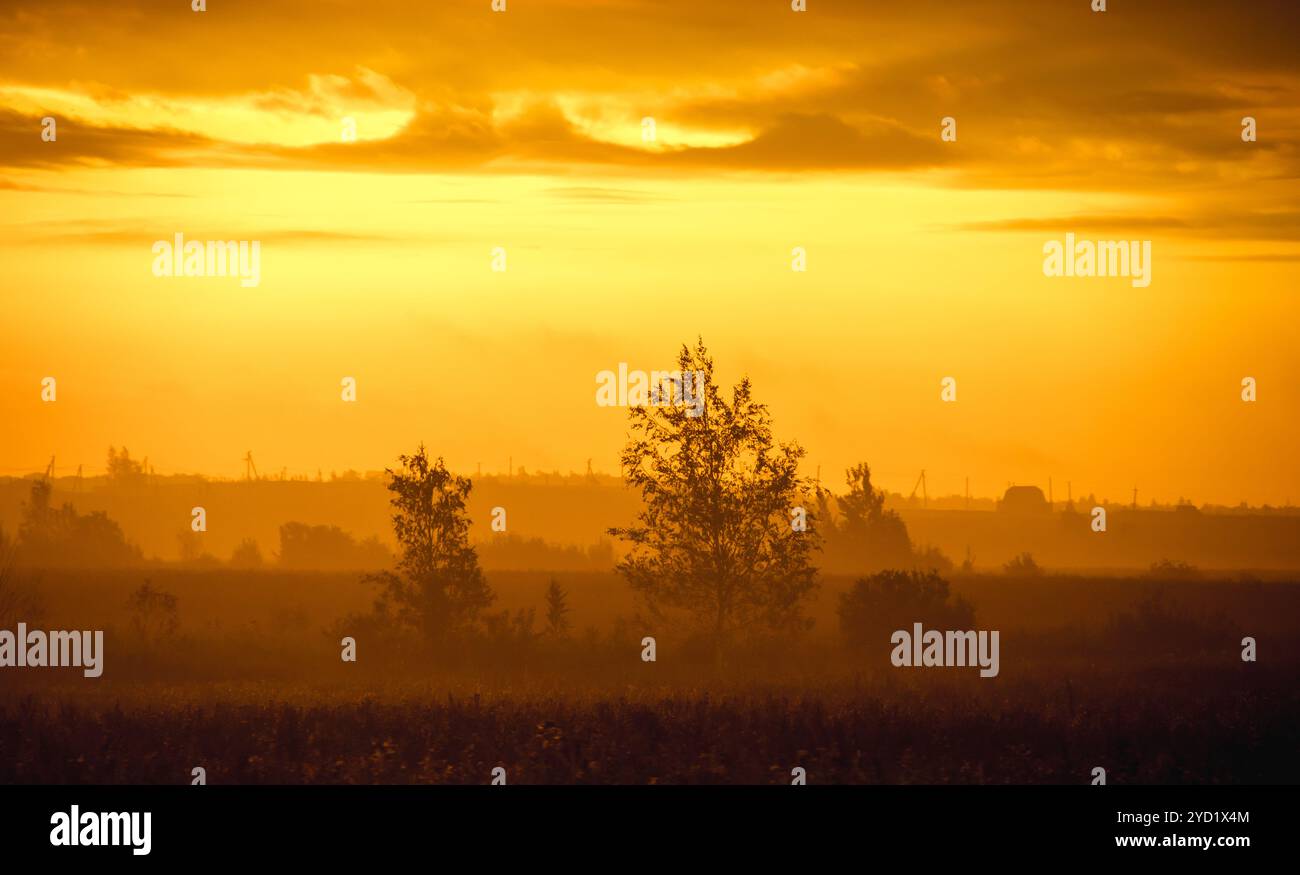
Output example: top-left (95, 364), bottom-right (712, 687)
top-left (4, 471), bottom-right (1300, 571)
top-left (0, 479), bottom-right (615, 572)
top-left (6, 425), bottom-right (1300, 573)
top-left (0, 459), bottom-right (642, 564)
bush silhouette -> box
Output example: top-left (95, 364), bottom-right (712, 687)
top-left (838, 569), bottom-right (975, 653)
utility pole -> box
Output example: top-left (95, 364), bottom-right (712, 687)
top-left (909, 470), bottom-right (928, 508)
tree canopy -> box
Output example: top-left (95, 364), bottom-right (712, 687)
top-left (609, 339), bottom-right (819, 657)
top-left (366, 446), bottom-right (493, 645)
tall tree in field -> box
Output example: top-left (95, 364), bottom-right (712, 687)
top-left (608, 339), bottom-right (819, 658)
top-left (368, 445), bottom-right (493, 645)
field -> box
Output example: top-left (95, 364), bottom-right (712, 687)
top-left (3, 569), bottom-right (1298, 784)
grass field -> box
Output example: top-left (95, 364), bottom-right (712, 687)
top-left (2, 569), bottom-right (1298, 784)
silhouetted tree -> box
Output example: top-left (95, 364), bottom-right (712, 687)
top-left (229, 538), bottom-right (264, 569)
top-left (839, 462), bottom-right (887, 521)
top-left (107, 446), bottom-right (146, 484)
top-left (544, 578), bottom-right (571, 637)
top-left (366, 446), bottom-right (493, 645)
top-left (18, 480), bottom-right (140, 567)
top-left (477, 535), bottom-right (615, 572)
top-left (608, 339), bottom-right (818, 659)
top-left (278, 522), bottom-right (390, 570)
top-left (1004, 552), bottom-right (1042, 577)
top-left (816, 463), bottom-right (913, 573)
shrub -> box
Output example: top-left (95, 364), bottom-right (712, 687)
top-left (838, 569), bottom-right (975, 652)
top-left (1003, 552), bottom-right (1042, 577)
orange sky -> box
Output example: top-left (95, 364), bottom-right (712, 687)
top-left (2, 0), bottom-right (1299, 506)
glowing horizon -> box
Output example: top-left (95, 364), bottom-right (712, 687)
top-left (3, 0), bottom-right (1299, 506)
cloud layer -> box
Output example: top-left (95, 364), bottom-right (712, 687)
top-left (0, 0), bottom-right (1295, 191)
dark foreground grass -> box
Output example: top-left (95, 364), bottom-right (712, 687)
top-left (4, 663), bottom-right (1296, 785)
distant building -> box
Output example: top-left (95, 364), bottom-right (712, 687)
top-left (998, 485), bottom-right (1050, 514)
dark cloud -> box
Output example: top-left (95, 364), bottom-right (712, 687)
top-left (1178, 252), bottom-right (1300, 262)
top-left (0, 0), bottom-right (1296, 190)
top-left (0, 108), bottom-right (217, 169)
top-left (667, 113), bottom-right (948, 171)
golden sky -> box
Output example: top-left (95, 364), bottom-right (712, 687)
top-left (2, 0), bottom-right (1299, 505)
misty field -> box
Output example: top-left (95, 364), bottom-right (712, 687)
top-left (3, 570), bottom-right (1298, 784)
